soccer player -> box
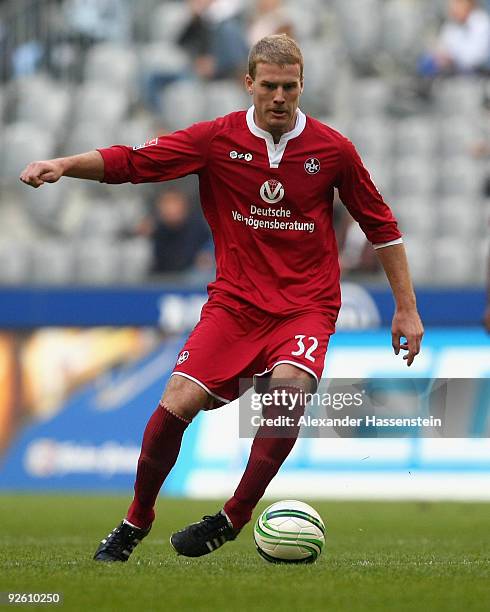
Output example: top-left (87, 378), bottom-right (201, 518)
top-left (20, 34), bottom-right (424, 562)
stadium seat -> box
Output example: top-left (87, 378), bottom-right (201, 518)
top-left (0, 123), bottom-right (55, 181)
top-left (381, 0), bottom-right (426, 66)
top-left (284, 0), bottom-right (329, 39)
top-left (394, 116), bottom-right (438, 159)
top-left (77, 200), bottom-right (123, 239)
top-left (149, 1), bottom-right (191, 43)
top-left (300, 41), bottom-right (338, 115)
top-left (42, 183), bottom-right (90, 237)
top-left (391, 198), bottom-right (436, 240)
top-left (115, 195), bottom-right (147, 231)
top-left (61, 122), bottom-right (116, 156)
top-left (438, 117), bottom-right (482, 158)
top-left (119, 237), bottom-right (152, 283)
top-left (360, 155), bottom-right (393, 196)
top-left (351, 78), bottom-right (391, 118)
top-left (84, 43), bottom-right (138, 90)
top-left (350, 117), bottom-right (394, 160)
top-left (433, 77), bottom-right (485, 117)
top-left (321, 116), bottom-right (350, 138)
top-left (31, 239), bottom-right (75, 284)
top-left (12, 75), bottom-right (71, 136)
top-left (116, 117), bottom-right (158, 148)
top-left (0, 240), bottom-right (32, 284)
top-left (75, 239), bottom-right (122, 284)
top-left (392, 159), bottom-right (438, 197)
top-left (131, 0), bottom-right (164, 42)
top-left (432, 238), bottom-right (476, 284)
top-left (333, 0), bottom-right (381, 71)
top-left (137, 41), bottom-right (190, 76)
top-left (23, 180), bottom-right (66, 231)
top-left (438, 157), bottom-right (485, 197)
top-left (202, 81), bottom-right (250, 121)
top-left (0, 187), bottom-right (37, 239)
top-left (160, 80), bottom-right (206, 131)
top-left (437, 196), bottom-right (483, 238)
top-left (74, 83), bottom-right (128, 127)
top-left (400, 235), bottom-right (433, 284)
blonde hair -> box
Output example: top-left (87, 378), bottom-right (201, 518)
top-left (248, 34), bottom-right (304, 80)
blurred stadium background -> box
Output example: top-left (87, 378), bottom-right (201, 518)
top-left (0, 0), bottom-right (489, 500)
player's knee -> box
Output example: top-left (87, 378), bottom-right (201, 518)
top-left (160, 374), bottom-right (212, 420)
top-left (270, 363), bottom-right (316, 394)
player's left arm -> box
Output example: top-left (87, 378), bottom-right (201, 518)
top-left (336, 136), bottom-right (423, 365)
top-left (374, 242), bottom-right (424, 366)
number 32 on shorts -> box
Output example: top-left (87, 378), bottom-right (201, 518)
top-left (291, 335), bottom-right (318, 362)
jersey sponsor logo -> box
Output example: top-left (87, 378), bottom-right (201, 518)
top-left (133, 137), bottom-right (159, 150)
top-left (260, 179), bottom-right (285, 204)
top-left (304, 157), bottom-right (320, 174)
top-left (229, 150), bottom-right (253, 161)
top-left (176, 350), bottom-right (189, 365)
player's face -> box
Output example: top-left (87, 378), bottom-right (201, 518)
top-left (245, 62), bottom-right (303, 140)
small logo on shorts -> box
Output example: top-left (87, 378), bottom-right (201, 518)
top-left (177, 351), bottom-right (189, 365)
top-left (304, 157), bottom-right (320, 174)
top-left (260, 179), bottom-right (284, 204)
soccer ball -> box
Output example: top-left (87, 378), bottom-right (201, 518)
top-left (253, 500), bottom-right (325, 563)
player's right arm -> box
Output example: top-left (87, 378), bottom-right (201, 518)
top-left (19, 151), bottom-right (104, 188)
top-left (20, 121), bottom-right (214, 188)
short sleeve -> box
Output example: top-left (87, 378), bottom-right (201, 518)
top-left (336, 137), bottom-right (402, 245)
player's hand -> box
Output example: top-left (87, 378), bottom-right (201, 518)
top-left (19, 159), bottom-right (64, 188)
top-left (391, 308), bottom-right (424, 367)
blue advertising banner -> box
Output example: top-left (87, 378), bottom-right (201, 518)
top-left (0, 285), bottom-right (486, 328)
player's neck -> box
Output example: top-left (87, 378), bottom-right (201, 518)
top-left (270, 130), bottom-right (284, 144)
top-left (254, 115), bottom-right (297, 144)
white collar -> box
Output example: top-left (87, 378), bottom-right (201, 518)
top-left (246, 106), bottom-right (306, 168)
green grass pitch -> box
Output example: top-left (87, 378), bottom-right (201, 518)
top-left (0, 495), bottom-right (488, 611)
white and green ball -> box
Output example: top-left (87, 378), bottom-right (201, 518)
top-left (253, 500), bottom-right (325, 563)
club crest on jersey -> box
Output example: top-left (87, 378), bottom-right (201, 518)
top-left (229, 150), bottom-right (253, 162)
top-left (304, 157), bottom-right (320, 174)
top-left (260, 179), bottom-right (284, 204)
top-left (176, 350), bottom-right (189, 365)
top-left (133, 137), bottom-right (159, 150)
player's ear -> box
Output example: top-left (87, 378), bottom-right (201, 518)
top-left (245, 74), bottom-right (254, 95)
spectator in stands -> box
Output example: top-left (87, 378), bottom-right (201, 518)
top-left (54, 0), bottom-right (131, 79)
top-left (138, 189), bottom-right (212, 275)
top-left (247, 0), bottom-right (294, 45)
top-left (1, 0), bottom-right (46, 79)
top-left (143, 0), bottom-right (248, 113)
top-left (179, 0), bottom-right (248, 80)
top-left (63, 0), bottom-right (130, 44)
top-left (418, 0), bottom-right (490, 77)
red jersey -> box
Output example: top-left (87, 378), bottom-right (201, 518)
top-left (98, 108), bottom-right (401, 316)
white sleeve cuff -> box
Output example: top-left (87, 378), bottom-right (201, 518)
top-left (372, 237), bottom-right (404, 250)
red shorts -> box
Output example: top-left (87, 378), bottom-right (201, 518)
top-left (172, 296), bottom-right (337, 404)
